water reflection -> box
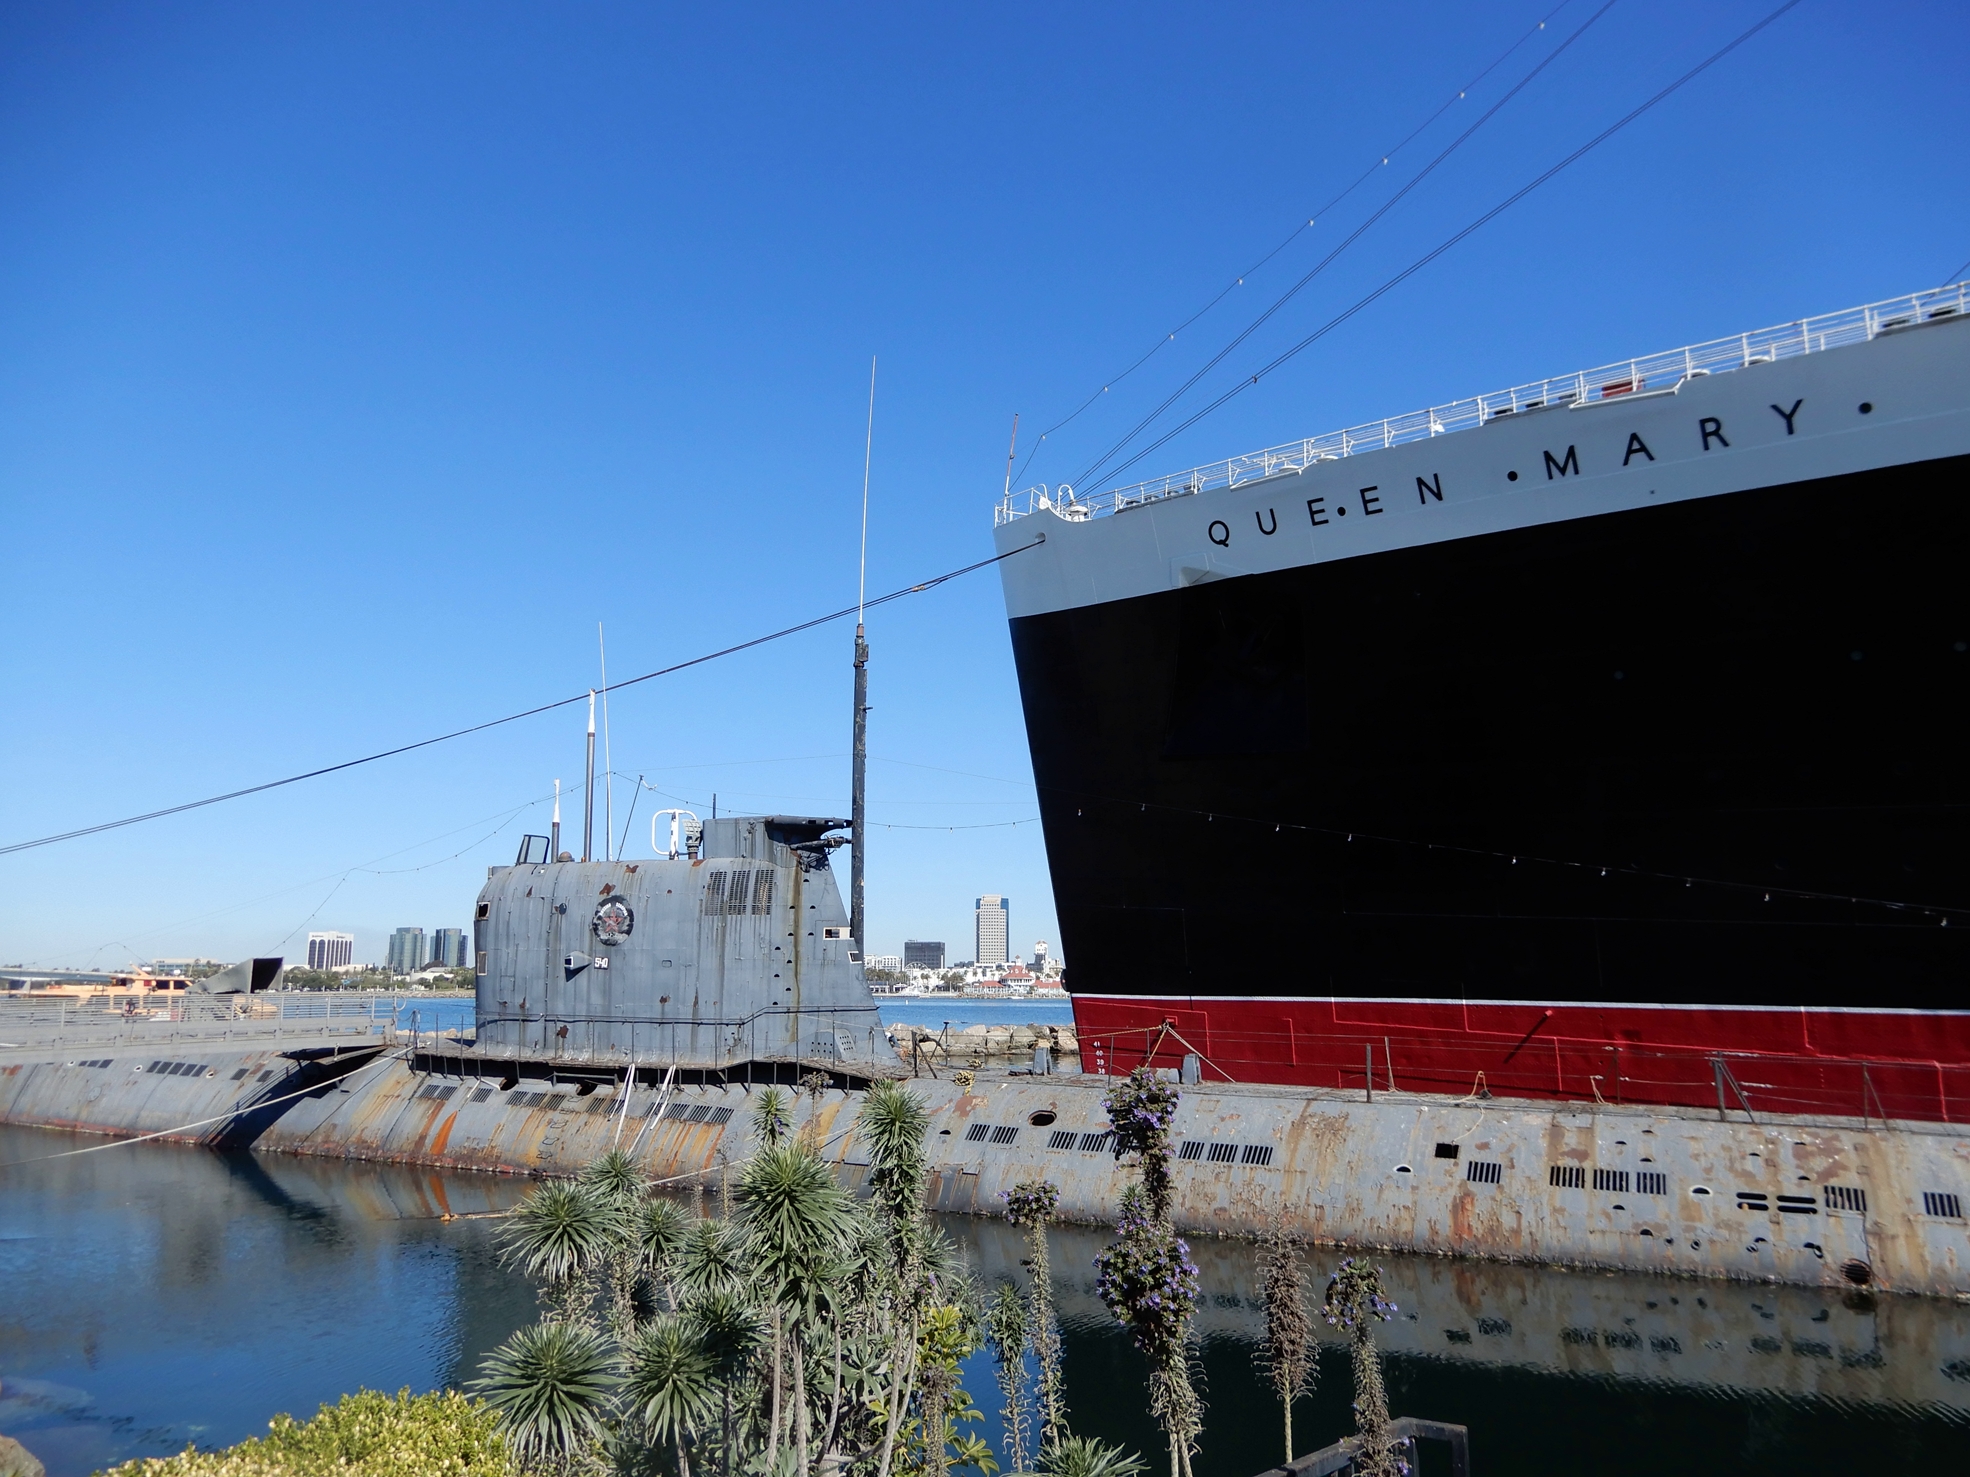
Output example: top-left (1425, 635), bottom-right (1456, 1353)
top-left (0, 1125), bottom-right (536, 1477)
top-left (2, 1125), bottom-right (1964, 1477)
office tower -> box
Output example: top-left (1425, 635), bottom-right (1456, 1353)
top-left (974, 896), bottom-right (1009, 967)
top-left (903, 939), bottom-right (945, 970)
top-left (386, 927), bottom-right (428, 974)
top-left (307, 932), bottom-right (355, 971)
top-left (431, 928), bottom-right (468, 969)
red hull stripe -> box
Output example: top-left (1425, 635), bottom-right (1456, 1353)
top-left (1070, 995), bottom-right (1970, 1125)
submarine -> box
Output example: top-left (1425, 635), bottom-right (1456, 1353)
top-left (468, 812), bottom-right (901, 1083)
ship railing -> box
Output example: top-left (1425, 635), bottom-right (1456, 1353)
top-left (994, 281), bottom-right (1970, 527)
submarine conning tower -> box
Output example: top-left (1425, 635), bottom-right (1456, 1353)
top-left (470, 815), bottom-right (901, 1079)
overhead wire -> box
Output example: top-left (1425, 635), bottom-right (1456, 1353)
top-left (1069, 0), bottom-right (1621, 492)
top-left (1085, 0), bottom-right (1806, 492)
top-left (0, 541), bottom-right (1040, 858)
top-left (1009, 0), bottom-right (1580, 491)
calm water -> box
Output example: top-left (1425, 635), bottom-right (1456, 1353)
top-left (2, 1123), bottom-right (1965, 1477)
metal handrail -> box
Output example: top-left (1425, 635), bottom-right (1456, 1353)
top-left (1265, 1417), bottom-right (1471, 1477)
top-left (996, 282), bottom-right (1970, 527)
top-left (0, 989), bottom-right (422, 1047)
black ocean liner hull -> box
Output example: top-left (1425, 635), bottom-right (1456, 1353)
top-left (993, 289), bottom-right (1970, 1122)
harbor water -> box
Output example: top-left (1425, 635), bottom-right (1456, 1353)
top-left (2, 1123), bottom-right (1965, 1477)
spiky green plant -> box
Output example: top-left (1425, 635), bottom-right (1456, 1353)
top-left (686, 1286), bottom-right (769, 1477)
top-left (1035, 1437), bottom-right (1147, 1477)
top-left (736, 1140), bottom-right (857, 1474)
top-left (501, 1182), bottom-right (621, 1324)
top-left (676, 1217), bottom-right (754, 1303)
top-left (473, 1323), bottom-right (617, 1470)
top-left (752, 1086), bottom-right (792, 1147)
top-left (623, 1314), bottom-right (719, 1477)
top-left (580, 1148), bottom-right (645, 1207)
top-left (638, 1197), bottom-right (691, 1292)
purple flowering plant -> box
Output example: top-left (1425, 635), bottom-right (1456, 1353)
top-left (1102, 1068), bottom-right (1180, 1162)
top-left (1001, 1180), bottom-right (1060, 1229)
top-left (1320, 1257), bottom-right (1398, 1333)
top-left (1093, 1185), bottom-right (1201, 1362)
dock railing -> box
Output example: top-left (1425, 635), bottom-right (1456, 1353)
top-left (0, 989), bottom-right (454, 1048)
top-left (996, 282), bottom-right (1970, 527)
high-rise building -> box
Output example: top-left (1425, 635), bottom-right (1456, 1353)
top-left (307, 932), bottom-right (355, 971)
top-left (386, 927), bottom-right (428, 974)
top-left (1032, 940), bottom-right (1051, 971)
top-left (903, 939), bottom-right (945, 970)
top-left (974, 896), bottom-right (1009, 967)
top-left (432, 928), bottom-right (468, 969)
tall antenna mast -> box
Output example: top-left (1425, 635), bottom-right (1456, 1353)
top-left (583, 692), bottom-right (596, 863)
top-left (1002, 412), bottom-right (1019, 500)
top-left (851, 353), bottom-right (876, 955)
top-left (598, 623), bottom-right (614, 862)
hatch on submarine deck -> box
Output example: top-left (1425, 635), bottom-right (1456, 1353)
top-left (467, 814), bottom-right (901, 1080)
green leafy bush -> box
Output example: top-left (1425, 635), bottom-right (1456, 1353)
top-left (100, 1389), bottom-right (511, 1477)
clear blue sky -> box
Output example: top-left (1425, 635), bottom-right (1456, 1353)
top-left (3, 1), bottom-right (1965, 971)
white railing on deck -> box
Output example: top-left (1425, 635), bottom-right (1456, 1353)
top-left (0, 989), bottom-right (469, 1048)
top-left (995, 283), bottom-right (1970, 527)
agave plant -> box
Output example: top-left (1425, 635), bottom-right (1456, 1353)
top-left (502, 1181), bottom-right (622, 1323)
top-left (624, 1313), bottom-right (719, 1477)
top-left (581, 1147), bottom-right (647, 1207)
top-left (686, 1287), bottom-right (768, 1477)
top-left (1037, 1436), bottom-right (1148, 1477)
top-left (736, 1140), bottom-right (857, 1474)
top-left (638, 1196), bottom-right (692, 1305)
top-left (752, 1086), bottom-right (793, 1147)
top-left (675, 1216), bottom-right (755, 1303)
top-left (474, 1321), bottom-right (618, 1470)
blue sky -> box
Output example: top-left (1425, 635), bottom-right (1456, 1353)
top-left (3, 0), bottom-right (1965, 971)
